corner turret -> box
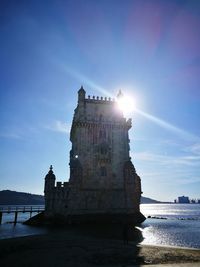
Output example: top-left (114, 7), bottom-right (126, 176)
top-left (44, 165), bottom-right (56, 193)
top-left (117, 89), bottom-right (123, 99)
top-left (78, 86), bottom-right (86, 102)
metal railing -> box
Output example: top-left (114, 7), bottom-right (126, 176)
top-left (0, 205), bottom-right (45, 224)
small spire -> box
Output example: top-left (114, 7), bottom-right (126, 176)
top-left (79, 85), bottom-right (85, 92)
top-left (48, 165), bottom-right (54, 174)
top-left (78, 85), bottom-right (86, 93)
top-left (78, 86), bottom-right (86, 101)
top-left (117, 90), bottom-right (123, 99)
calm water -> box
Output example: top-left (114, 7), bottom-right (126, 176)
top-left (0, 204), bottom-right (200, 248)
top-left (0, 205), bottom-right (47, 239)
top-left (140, 204), bottom-right (200, 248)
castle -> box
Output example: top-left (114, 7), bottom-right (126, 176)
top-left (44, 87), bottom-right (145, 224)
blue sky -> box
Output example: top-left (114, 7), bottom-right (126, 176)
top-left (0, 0), bottom-right (200, 201)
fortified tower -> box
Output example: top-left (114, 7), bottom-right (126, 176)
top-left (44, 86), bottom-right (145, 224)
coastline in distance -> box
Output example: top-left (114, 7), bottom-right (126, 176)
top-left (0, 190), bottom-right (162, 205)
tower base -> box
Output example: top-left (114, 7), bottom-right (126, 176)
top-left (25, 211), bottom-right (145, 226)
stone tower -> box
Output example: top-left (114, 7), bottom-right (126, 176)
top-left (44, 87), bottom-right (145, 224)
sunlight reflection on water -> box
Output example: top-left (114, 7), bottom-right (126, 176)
top-left (0, 204), bottom-right (200, 248)
top-left (139, 204), bottom-right (200, 248)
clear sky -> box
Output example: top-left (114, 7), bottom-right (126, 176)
top-left (0, 0), bottom-right (200, 201)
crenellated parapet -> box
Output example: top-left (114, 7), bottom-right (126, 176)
top-left (86, 95), bottom-right (115, 103)
top-left (78, 86), bottom-right (116, 104)
top-left (71, 87), bottom-right (134, 132)
top-left (45, 166), bottom-right (70, 195)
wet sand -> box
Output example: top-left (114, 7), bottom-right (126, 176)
top-left (0, 227), bottom-right (199, 267)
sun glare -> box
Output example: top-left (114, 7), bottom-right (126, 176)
top-left (117, 93), bottom-right (136, 116)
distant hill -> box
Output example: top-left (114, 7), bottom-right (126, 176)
top-left (0, 190), bottom-right (160, 205)
top-left (0, 190), bottom-right (44, 205)
top-left (141, 196), bottom-right (160, 204)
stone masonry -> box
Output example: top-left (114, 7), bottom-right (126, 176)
top-left (44, 87), bottom-right (145, 224)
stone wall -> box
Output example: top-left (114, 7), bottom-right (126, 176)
top-left (44, 87), bottom-right (143, 223)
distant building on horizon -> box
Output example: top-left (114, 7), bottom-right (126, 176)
top-left (43, 87), bottom-right (145, 224)
top-left (178, 196), bottom-right (190, 204)
top-left (174, 196), bottom-right (200, 204)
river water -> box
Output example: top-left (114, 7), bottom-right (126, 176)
top-left (140, 204), bottom-right (200, 248)
top-left (0, 204), bottom-right (200, 248)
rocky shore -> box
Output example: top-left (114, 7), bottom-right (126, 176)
top-left (0, 225), bottom-right (199, 267)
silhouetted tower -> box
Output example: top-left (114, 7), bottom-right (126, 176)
top-left (44, 165), bottom-right (56, 209)
top-left (69, 87), bottom-right (142, 215)
top-left (44, 87), bottom-right (145, 224)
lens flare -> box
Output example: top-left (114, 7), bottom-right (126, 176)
top-left (117, 93), bottom-right (136, 116)
top-left (135, 108), bottom-right (200, 142)
top-left (56, 66), bottom-right (199, 142)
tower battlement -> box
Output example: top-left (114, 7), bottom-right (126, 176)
top-left (86, 95), bottom-right (115, 103)
top-left (78, 86), bottom-right (115, 103)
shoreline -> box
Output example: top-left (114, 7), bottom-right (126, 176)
top-left (0, 229), bottom-right (199, 266)
top-left (1, 233), bottom-right (200, 250)
top-left (140, 243), bottom-right (200, 251)
top-left (1, 233), bottom-right (200, 251)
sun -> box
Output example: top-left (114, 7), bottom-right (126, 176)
top-left (116, 91), bottom-right (136, 116)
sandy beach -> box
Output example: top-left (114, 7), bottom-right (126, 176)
top-left (0, 225), bottom-right (199, 267)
